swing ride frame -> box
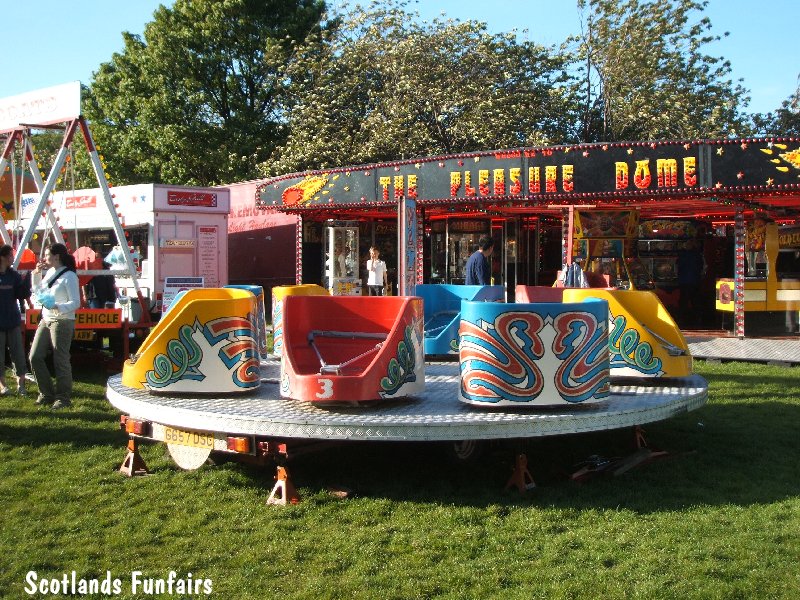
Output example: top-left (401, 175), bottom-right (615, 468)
top-left (0, 85), bottom-right (151, 327)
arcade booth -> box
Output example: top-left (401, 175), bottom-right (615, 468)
top-left (716, 219), bottom-right (800, 335)
top-left (254, 136), bottom-right (800, 338)
top-left (16, 182), bottom-right (230, 319)
top-left (567, 209), bottom-right (654, 290)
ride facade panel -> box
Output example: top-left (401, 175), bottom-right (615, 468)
top-left (458, 299), bottom-right (611, 407)
top-left (121, 288), bottom-right (261, 394)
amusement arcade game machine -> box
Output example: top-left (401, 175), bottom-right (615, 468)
top-left (323, 223), bottom-right (361, 295)
top-left (638, 219), bottom-right (713, 323)
top-left (572, 210), bottom-right (654, 290)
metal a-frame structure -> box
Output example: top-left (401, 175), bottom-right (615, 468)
top-left (0, 82), bottom-right (150, 325)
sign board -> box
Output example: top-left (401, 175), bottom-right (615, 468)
top-left (197, 225), bottom-right (219, 287)
top-left (162, 276), bottom-right (204, 313)
top-left (167, 190), bottom-right (217, 207)
top-left (574, 210), bottom-right (639, 239)
top-left (399, 197), bottom-right (418, 296)
top-left (160, 238), bottom-right (196, 248)
top-left (65, 195), bottom-right (97, 210)
top-left (257, 139), bottom-right (800, 209)
top-left (778, 226), bottom-right (800, 248)
top-left (0, 81), bottom-right (81, 134)
top-left (26, 309), bottom-right (122, 330)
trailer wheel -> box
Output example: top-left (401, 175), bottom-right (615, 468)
top-left (445, 439), bottom-right (486, 464)
top-left (167, 444), bottom-right (212, 470)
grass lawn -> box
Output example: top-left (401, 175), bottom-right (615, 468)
top-left (1, 360), bottom-right (799, 599)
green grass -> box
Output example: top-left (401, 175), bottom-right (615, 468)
top-left (1, 361), bottom-right (799, 598)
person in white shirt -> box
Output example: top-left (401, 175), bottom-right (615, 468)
top-left (29, 243), bottom-right (81, 409)
top-left (366, 246), bottom-right (387, 296)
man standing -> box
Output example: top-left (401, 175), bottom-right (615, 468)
top-left (465, 236), bottom-right (494, 285)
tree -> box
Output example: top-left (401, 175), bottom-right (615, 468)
top-left (260, 0), bottom-right (578, 176)
top-left (750, 75), bottom-right (800, 136)
top-left (573, 0), bottom-right (751, 142)
top-left (84, 0), bottom-right (328, 186)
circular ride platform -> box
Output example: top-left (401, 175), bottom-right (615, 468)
top-left (107, 361), bottom-right (708, 442)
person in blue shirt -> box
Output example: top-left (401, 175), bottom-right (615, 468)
top-left (677, 239), bottom-right (704, 327)
top-left (465, 236), bottom-right (494, 285)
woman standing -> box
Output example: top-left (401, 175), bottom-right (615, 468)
top-left (366, 246), bottom-right (387, 296)
top-left (0, 245), bottom-right (31, 396)
top-left (29, 243), bottom-right (80, 409)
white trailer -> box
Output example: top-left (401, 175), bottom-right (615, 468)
top-left (19, 183), bottom-right (230, 317)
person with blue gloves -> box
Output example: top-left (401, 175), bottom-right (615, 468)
top-left (29, 243), bottom-right (81, 409)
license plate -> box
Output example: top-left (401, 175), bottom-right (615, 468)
top-left (163, 427), bottom-right (214, 449)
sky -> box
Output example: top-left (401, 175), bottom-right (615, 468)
top-left (2, 0), bottom-right (798, 116)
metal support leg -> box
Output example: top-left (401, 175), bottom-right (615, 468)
top-left (634, 425), bottom-right (648, 449)
top-left (505, 453), bottom-right (536, 493)
top-left (266, 466), bottom-right (300, 505)
top-left (119, 438), bottom-right (149, 477)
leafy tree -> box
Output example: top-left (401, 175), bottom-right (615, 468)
top-left (261, 0), bottom-right (578, 176)
top-left (573, 0), bottom-right (750, 142)
top-left (85, 0), bottom-right (328, 186)
top-left (750, 76), bottom-right (800, 136)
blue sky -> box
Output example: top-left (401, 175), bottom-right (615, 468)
top-left (2, 0), bottom-right (797, 116)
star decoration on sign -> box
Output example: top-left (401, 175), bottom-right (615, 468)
top-left (716, 147), bottom-right (724, 156)
top-left (766, 178), bottom-right (775, 186)
top-left (715, 182), bottom-right (723, 189)
top-left (583, 151), bottom-right (590, 157)
top-left (741, 142), bottom-right (748, 150)
top-left (737, 172), bottom-right (744, 179)
top-left (627, 148), bottom-right (634, 155)
top-left (779, 149), bottom-right (800, 169)
top-left (684, 143), bottom-right (691, 150)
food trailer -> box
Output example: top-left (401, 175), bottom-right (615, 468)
top-left (18, 183), bottom-right (230, 317)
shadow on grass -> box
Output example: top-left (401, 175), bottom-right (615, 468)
top-left (0, 408), bottom-right (126, 449)
top-left (217, 399), bottom-right (800, 513)
top-left (4, 364), bottom-right (797, 512)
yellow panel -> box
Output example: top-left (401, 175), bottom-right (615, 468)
top-left (563, 289), bottom-right (692, 378)
top-left (122, 288), bottom-right (256, 389)
top-left (272, 284), bottom-right (329, 302)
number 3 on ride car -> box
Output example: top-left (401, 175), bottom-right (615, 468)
top-left (316, 378), bottom-right (333, 399)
